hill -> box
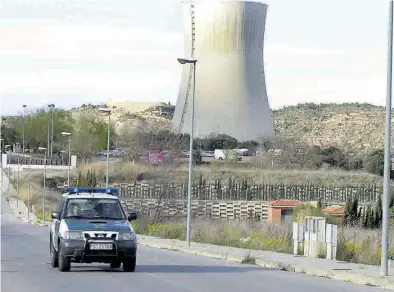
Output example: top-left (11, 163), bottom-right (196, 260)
top-left (272, 103), bottom-right (388, 152)
top-left (71, 102), bottom-right (390, 152)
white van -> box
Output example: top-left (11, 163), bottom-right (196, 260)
top-left (214, 149), bottom-right (242, 161)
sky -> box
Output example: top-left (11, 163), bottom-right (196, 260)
top-left (0, 0), bottom-right (391, 115)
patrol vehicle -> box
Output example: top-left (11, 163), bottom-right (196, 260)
top-left (49, 187), bottom-right (138, 272)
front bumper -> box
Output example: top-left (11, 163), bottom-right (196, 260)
top-left (60, 238), bottom-right (137, 263)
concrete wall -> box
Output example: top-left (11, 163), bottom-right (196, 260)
top-left (123, 198), bottom-right (269, 221)
top-left (172, 1), bottom-right (275, 141)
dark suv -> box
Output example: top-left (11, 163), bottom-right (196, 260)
top-left (49, 187), bottom-right (138, 272)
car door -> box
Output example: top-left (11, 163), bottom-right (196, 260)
top-left (53, 198), bottom-right (65, 251)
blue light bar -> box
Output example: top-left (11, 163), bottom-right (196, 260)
top-left (64, 187), bottom-right (119, 196)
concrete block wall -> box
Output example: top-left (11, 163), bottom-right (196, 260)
top-left (123, 199), bottom-right (269, 221)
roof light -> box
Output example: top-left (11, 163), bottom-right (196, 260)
top-left (64, 187), bottom-right (119, 196)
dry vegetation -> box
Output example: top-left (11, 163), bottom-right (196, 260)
top-left (273, 103), bottom-right (394, 152)
top-left (75, 160), bottom-right (383, 187)
top-left (6, 169), bottom-right (63, 220)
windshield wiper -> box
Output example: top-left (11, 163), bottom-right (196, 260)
top-left (93, 216), bottom-right (122, 220)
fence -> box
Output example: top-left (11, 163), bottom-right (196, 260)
top-left (114, 182), bottom-right (380, 204)
top-left (6, 154), bottom-right (68, 166)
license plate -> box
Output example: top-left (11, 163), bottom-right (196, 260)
top-left (90, 243), bottom-right (113, 250)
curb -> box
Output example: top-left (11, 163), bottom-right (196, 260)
top-left (137, 236), bottom-right (394, 290)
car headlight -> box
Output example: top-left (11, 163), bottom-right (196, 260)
top-left (119, 231), bottom-right (135, 241)
top-left (63, 231), bottom-right (83, 240)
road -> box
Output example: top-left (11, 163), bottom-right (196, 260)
top-left (1, 195), bottom-right (381, 292)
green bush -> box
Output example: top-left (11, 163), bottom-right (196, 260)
top-left (363, 149), bottom-right (393, 177)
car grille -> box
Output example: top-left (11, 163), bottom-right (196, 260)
top-left (83, 231), bottom-right (118, 240)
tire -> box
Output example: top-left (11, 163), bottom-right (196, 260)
top-left (50, 240), bottom-right (58, 268)
top-left (58, 245), bottom-right (71, 272)
top-left (110, 260), bottom-right (121, 268)
top-left (123, 257), bottom-right (136, 272)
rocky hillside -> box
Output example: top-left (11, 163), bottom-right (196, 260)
top-left (272, 103), bottom-right (388, 152)
top-left (71, 102), bottom-right (391, 152)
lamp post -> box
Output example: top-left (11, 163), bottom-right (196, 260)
top-left (381, 0), bottom-right (394, 277)
top-left (51, 104), bottom-right (55, 157)
top-left (25, 154), bottom-right (32, 221)
top-left (177, 57), bottom-right (197, 246)
top-left (0, 138), bottom-right (3, 187)
top-left (98, 108), bottom-right (112, 187)
top-left (38, 147), bottom-right (47, 223)
top-left (22, 105), bottom-right (26, 154)
top-left (4, 145), bottom-right (11, 180)
top-left (61, 132), bottom-right (72, 187)
top-left (47, 104), bottom-right (55, 157)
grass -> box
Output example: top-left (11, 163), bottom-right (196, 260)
top-left (131, 218), bottom-right (394, 266)
top-left (241, 252), bottom-right (256, 264)
top-left (76, 160), bottom-right (383, 188)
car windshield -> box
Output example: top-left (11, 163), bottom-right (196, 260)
top-left (64, 198), bottom-right (125, 220)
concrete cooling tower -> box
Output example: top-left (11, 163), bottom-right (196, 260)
top-left (172, 0), bottom-right (275, 142)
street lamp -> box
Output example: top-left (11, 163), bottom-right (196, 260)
top-left (61, 132), bottom-right (72, 187)
top-left (98, 108), bottom-right (112, 188)
top-left (51, 104), bottom-right (55, 157)
top-left (38, 146), bottom-right (47, 223)
top-left (24, 154), bottom-right (32, 221)
top-left (22, 105), bottom-right (26, 154)
top-left (0, 138), bottom-right (3, 186)
top-left (381, 0), bottom-right (394, 277)
top-left (177, 56), bottom-right (197, 246)
top-left (47, 104), bottom-right (55, 157)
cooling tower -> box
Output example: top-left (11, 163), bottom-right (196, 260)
top-left (172, 0), bottom-right (275, 142)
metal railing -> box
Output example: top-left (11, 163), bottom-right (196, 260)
top-left (6, 154), bottom-right (68, 166)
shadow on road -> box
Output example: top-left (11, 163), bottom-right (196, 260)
top-left (67, 264), bottom-right (269, 273)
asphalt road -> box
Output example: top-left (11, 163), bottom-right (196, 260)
top-left (1, 195), bottom-right (382, 292)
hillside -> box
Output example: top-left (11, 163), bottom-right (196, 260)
top-left (71, 102), bottom-right (391, 152)
top-left (272, 103), bottom-right (388, 152)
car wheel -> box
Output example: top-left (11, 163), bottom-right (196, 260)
top-left (110, 260), bottom-right (121, 268)
top-left (50, 240), bottom-right (58, 268)
top-left (123, 257), bottom-right (136, 272)
top-left (58, 246), bottom-right (71, 272)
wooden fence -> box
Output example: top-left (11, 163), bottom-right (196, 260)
top-left (114, 182), bottom-right (380, 203)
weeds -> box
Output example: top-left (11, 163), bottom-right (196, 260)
top-left (77, 161), bottom-right (382, 187)
top-left (241, 252), bottom-right (256, 264)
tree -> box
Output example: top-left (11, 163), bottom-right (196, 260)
top-left (364, 149), bottom-right (388, 176)
top-left (117, 121), bottom-right (144, 163)
top-left (71, 113), bottom-right (116, 162)
top-left (374, 194), bottom-right (383, 228)
top-left (344, 196), bottom-right (360, 226)
top-left (275, 135), bottom-right (323, 169)
top-left (319, 146), bottom-right (348, 169)
top-left (5, 108), bottom-right (74, 152)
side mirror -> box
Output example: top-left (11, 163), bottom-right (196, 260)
top-left (128, 212), bottom-right (137, 221)
top-left (51, 212), bottom-right (59, 220)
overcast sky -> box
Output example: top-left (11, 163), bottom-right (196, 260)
top-left (0, 0), bottom-right (390, 115)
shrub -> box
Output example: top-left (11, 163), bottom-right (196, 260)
top-left (363, 149), bottom-right (394, 177)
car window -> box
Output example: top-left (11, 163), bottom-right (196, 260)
top-left (64, 198), bottom-right (125, 220)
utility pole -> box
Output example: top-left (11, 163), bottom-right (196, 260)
top-left (47, 105), bottom-right (51, 157)
top-left (22, 105), bottom-right (26, 154)
top-left (381, 0), bottom-right (394, 277)
top-left (51, 104), bottom-right (55, 157)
